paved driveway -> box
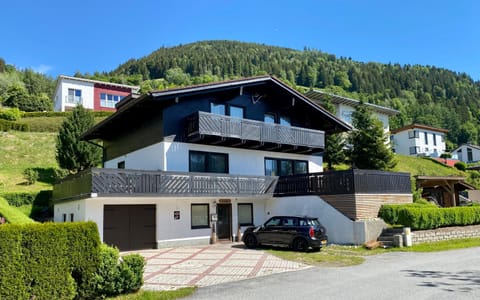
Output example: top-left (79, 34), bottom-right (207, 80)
top-left (131, 243), bottom-right (309, 291)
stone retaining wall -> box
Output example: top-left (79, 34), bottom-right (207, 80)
top-left (412, 225), bottom-right (480, 244)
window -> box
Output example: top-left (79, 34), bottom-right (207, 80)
top-left (409, 146), bottom-right (420, 155)
top-left (210, 103), bottom-right (225, 115)
top-left (67, 89), bottom-right (82, 104)
top-left (238, 203), bottom-right (253, 226)
top-left (229, 106), bottom-right (244, 119)
top-left (265, 216), bottom-right (281, 227)
top-left (117, 161), bottom-right (125, 169)
top-left (70, 213), bottom-right (74, 222)
top-left (264, 113), bottom-right (275, 124)
top-left (424, 132), bottom-right (428, 144)
top-left (264, 158), bottom-right (308, 176)
top-left (189, 151), bottom-right (228, 173)
top-left (191, 204), bottom-right (209, 229)
top-left (441, 135), bottom-right (445, 142)
top-left (425, 147), bottom-right (429, 153)
top-left (433, 134), bottom-right (437, 146)
top-left (62, 213), bottom-right (67, 222)
top-left (100, 93), bottom-right (124, 108)
top-left (468, 148), bottom-right (473, 162)
top-left (408, 130), bottom-right (419, 139)
top-left (279, 116), bottom-right (291, 126)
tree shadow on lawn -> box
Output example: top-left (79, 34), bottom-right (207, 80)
top-left (17, 167), bottom-right (58, 186)
top-left (402, 269), bottom-right (480, 293)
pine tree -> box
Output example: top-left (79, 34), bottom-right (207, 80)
top-left (56, 105), bottom-right (102, 173)
top-left (321, 96), bottom-right (346, 170)
top-left (348, 102), bottom-right (396, 170)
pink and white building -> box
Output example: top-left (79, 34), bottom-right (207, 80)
top-left (53, 75), bottom-right (139, 112)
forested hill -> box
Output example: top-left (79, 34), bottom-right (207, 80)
top-left (106, 40), bottom-right (480, 149)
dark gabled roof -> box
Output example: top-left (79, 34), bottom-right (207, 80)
top-left (305, 89), bottom-right (399, 116)
top-left (82, 75), bottom-right (351, 141)
top-left (391, 123), bottom-right (449, 134)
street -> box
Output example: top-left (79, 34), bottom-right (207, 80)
top-left (187, 247), bottom-right (480, 300)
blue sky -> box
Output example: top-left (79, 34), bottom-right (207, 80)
top-left (1, 0), bottom-right (479, 80)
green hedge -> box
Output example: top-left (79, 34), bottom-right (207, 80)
top-left (0, 222), bottom-right (101, 300)
top-left (0, 191), bottom-right (53, 221)
top-left (379, 204), bottom-right (480, 230)
top-left (0, 119), bottom-right (29, 131)
top-left (23, 111), bottom-right (114, 118)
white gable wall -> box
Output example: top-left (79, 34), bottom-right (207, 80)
top-left (105, 141), bottom-right (323, 175)
top-left (454, 145), bottom-right (480, 163)
top-left (335, 103), bottom-right (391, 133)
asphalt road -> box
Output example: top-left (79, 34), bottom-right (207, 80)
top-left (187, 247), bottom-right (480, 300)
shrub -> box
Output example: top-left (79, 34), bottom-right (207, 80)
top-left (379, 204), bottom-right (480, 230)
top-left (0, 119), bottom-right (29, 131)
top-left (454, 161), bottom-right (467, 171)
top-left (440, 152), bottom-right (452, 159)
top-left (91, 244), bottom-right (146, 297)
top-left (0, 107), bottom-right (22, 121)
top-left (23, 168), bottom-right (39, 185)
top-left (0, 222), bottom-right (101, 300)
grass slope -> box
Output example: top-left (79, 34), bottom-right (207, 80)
top-left (394, 155), bottom-right (464, 177)
top-left (0, 131), bottom-right (58, 193)
top-left (0, 196), bottom-right (34, 223)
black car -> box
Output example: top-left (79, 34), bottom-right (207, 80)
top-left (241, 216), bottom-right (328, 251)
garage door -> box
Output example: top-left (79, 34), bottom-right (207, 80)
top-left (104, 205), bottom-right (156, 251)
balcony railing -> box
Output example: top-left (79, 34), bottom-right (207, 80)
top-left (53, 168), bottom-right (278, 201)
top-left (65, 95), bottom-right (83, 104)
top-left (186, 112), bottom-right (325, 151)
top-left (274, 169), bottom-right (411, 196)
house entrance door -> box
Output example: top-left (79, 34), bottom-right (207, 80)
top-left (216, 203), bottom-right (231, 240)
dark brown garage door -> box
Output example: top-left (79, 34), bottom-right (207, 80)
top-left (104, 205), bottom-right (156, 251)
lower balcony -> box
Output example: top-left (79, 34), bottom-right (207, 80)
top-left (53, 168), bottom-right (279, 202)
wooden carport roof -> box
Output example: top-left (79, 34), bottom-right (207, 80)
top-left (415, 175), bottom-right (475, 207)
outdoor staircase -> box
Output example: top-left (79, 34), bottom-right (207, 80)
top-left (377, 227), bottom-right (405, 248)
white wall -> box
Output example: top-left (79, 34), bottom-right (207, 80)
top-left (105, 141), bottom-right (323, 176)
top-left (53, 78), bottom-right (95, 112)
top-left (336, 104), bottom-right (391, 133)
top-left (55, 196), bottom-right (269, 247)
top-left (393, 128), bottom-right (447, 157)
top-left (266, 195), bottom-right (360, 244)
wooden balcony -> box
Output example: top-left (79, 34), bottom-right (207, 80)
top-left (186, 112), bottom-right (325, 154)
top-left (274, 169), bottom-right (411, 196)
top-left (53, 168), bottom-right (279, 202)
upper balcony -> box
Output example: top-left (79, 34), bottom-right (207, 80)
top-left (53, 168), bottom-right (278, 202)
top-left (186, 111), bottom-right (325, 154)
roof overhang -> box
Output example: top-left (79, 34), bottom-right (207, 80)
top-left (305, 89), bottom-right (399, 116)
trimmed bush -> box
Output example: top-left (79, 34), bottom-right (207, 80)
top-left (23, 168), bottom-right (39, 185)
top-left (0, 107), bottom-right (22, 121)
top-left (454, 161), bottom-right (467, 171)
top-left (0, 119), bottom-right (29, 131)
top-left (379, 204), bottom-right (480, 230)
top-left (23, 111), bottom-right (114, 118)
top-left (0, 222), bottom-right (101, 300)
top-left (91, 244), bottom-right (145, 297)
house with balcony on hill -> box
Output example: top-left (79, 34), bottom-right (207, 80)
top-left (53, 76), bottom-right (412, 251)
top-left (304, 89), bottom-right (399, 133)
top-left (391, 124), bottom-right (448, 157)
top-left (53, 75), bottom-right (139, 112)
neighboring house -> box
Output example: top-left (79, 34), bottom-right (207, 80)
top-left (53, 76), bottom-right (412, 251)
top-left (53, 75), bottom-right (139, 112)
top-left (452, 144), bottom-right (480, 163)
top-left (391, 124), bottom-right (448, 157)
top-left (304, 90), bottom-right (399, 133)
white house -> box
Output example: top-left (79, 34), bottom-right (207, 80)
top-left (53, 75), bottom-right (139, 112)
top-left (53, 76), bottom-right (411, 250)
top-left (390, 124), bottom-right (449, 157)
top-left (304, 90), bottom-right (399, 133)
top-left (453, 144), bottom-right (480, 163)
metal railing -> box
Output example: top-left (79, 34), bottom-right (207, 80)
top-left (274, 169), bottom-right (411, 196)
top-left (53, 168), bottom-right (278, 201)
top-left (186, 111), bottom-right (325, 148)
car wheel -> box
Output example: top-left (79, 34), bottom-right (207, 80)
top-left (244, 234), bottom-right (258, 249)
top-left (293, 238), bottom-right (308, 252)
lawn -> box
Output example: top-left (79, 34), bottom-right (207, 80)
top-left (110, 287), bottom-right (196, 300)
top-left (268, 238), bottom-right (480, 267)
top-left (0, 131), bottom-right (58, 193)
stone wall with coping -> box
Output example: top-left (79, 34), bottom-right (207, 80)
top-left (412, 225), bottom-right (480, 244)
